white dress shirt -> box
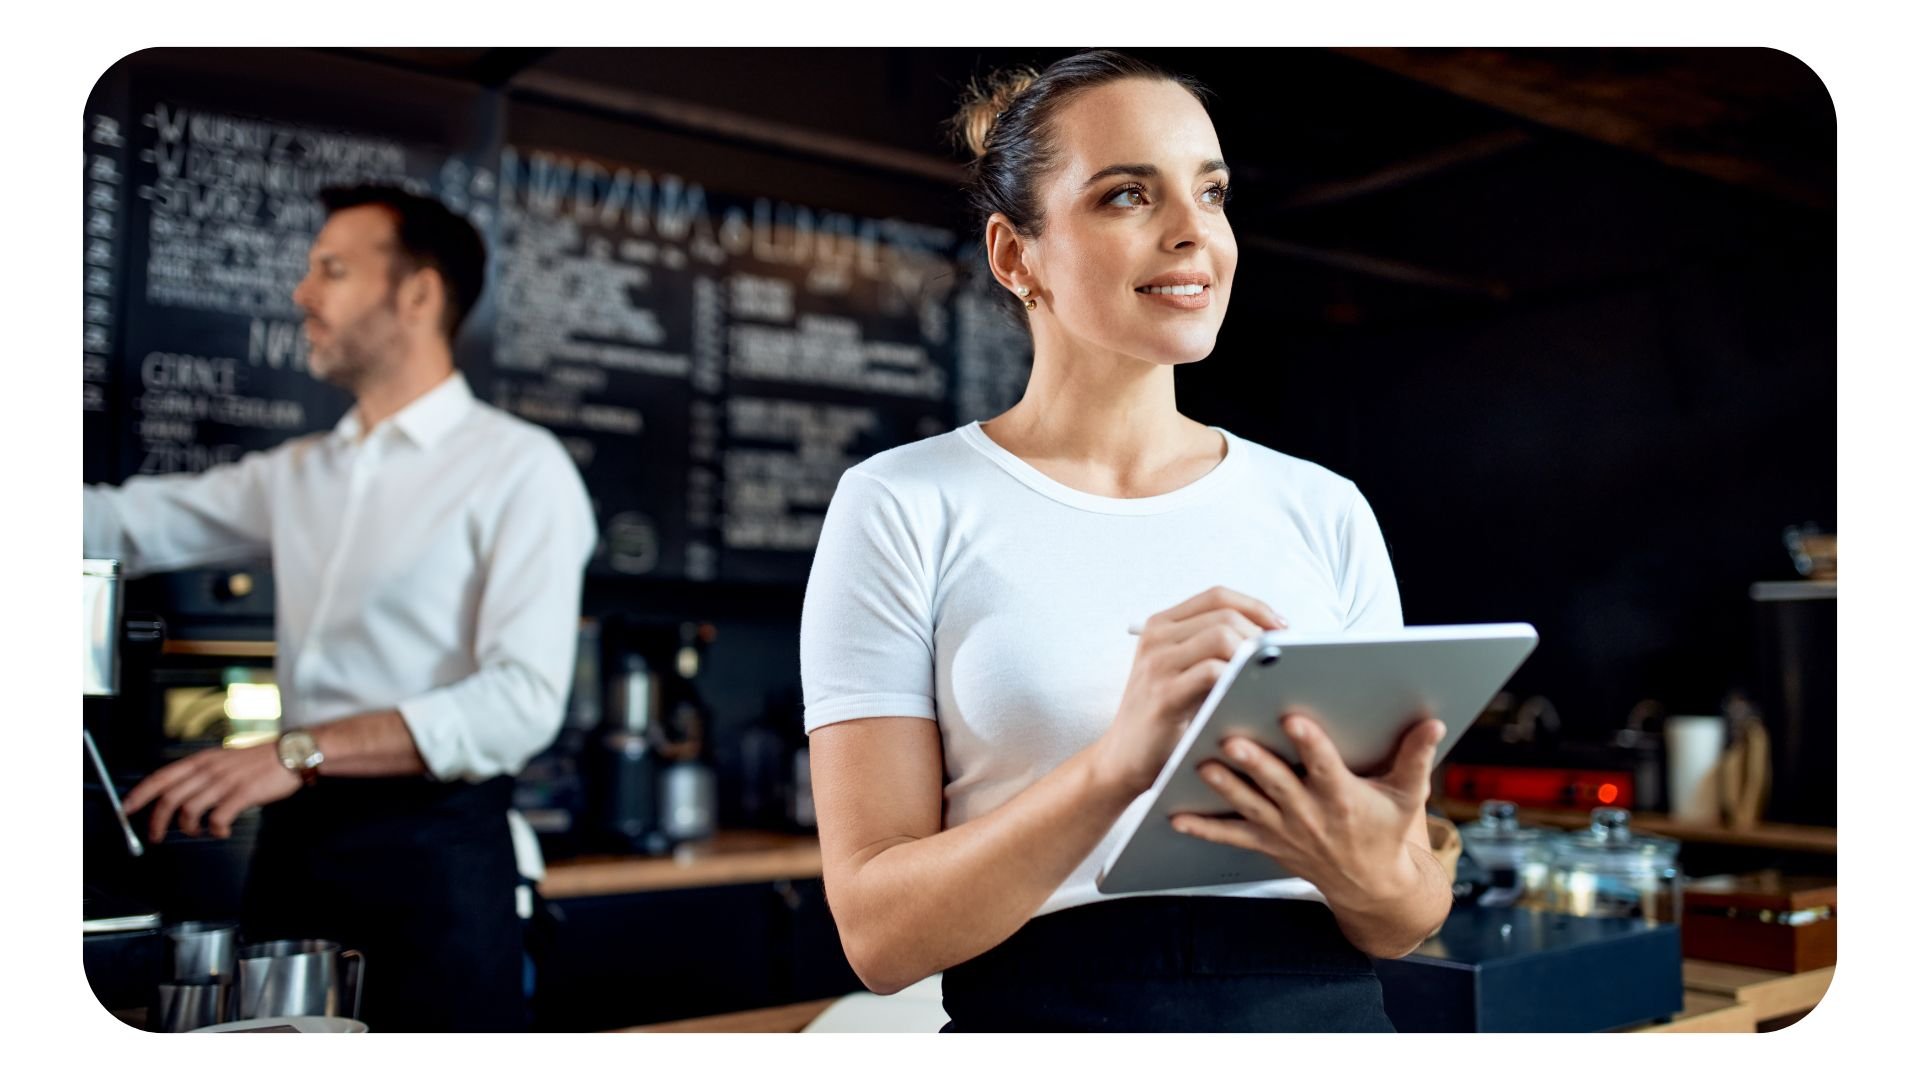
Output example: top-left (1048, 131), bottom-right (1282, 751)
top-left (83, 372), bottom-right (598, 789)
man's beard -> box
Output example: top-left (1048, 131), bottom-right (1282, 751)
top-left (309, 308), bottom-right (405, 392)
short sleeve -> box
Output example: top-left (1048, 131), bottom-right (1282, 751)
top-left (799, 469), bottom-right (938, 733)
top-left (1337, 485), bottom-right (1405, 631)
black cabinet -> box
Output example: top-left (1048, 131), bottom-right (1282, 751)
top-left (530, 877), bottom-right (862, 1031)
top-left (782, 878), bottom-right (865, 1004)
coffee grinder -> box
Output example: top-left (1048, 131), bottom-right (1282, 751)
top-left (588, 619), bottom-right (718, 854)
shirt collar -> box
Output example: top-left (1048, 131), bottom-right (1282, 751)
top-left (331, 372), bottom-right (475, 450)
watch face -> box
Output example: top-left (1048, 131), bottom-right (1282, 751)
top-left (279, 731), bottom-right (318, 771)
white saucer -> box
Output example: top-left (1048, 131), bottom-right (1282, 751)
top-left (192, 1015), bottom-right (369, 1033)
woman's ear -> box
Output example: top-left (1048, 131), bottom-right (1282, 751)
top-left (984, 212), bottom-right (1034, 297)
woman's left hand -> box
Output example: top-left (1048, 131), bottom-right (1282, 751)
top-left (1169, 714), bottom-right (1445, 908)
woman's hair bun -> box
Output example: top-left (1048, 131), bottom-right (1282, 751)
top-left (952, 67), bottom-right (1039, 160)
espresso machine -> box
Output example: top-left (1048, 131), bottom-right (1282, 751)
top-left (85, 560), bottom-right (371, 1030)
top-left (83, 559), bottom-right (166, 1015)
top-left (84, 560), bottom-right (145, 854)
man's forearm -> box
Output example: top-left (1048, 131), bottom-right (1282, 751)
top-left (308, 709), bottom-right (430, 778)
top-left (1322, 844), bottom-right (1453, 959)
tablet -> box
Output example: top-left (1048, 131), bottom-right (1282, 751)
top-left (1095, 623), bottom-right (1538, 895)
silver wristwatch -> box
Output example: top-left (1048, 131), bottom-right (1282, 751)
top-left (276, 729), bottom-right (324, 786)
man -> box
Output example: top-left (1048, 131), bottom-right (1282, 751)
top-left (89, 184), bottom-right (597, 1031)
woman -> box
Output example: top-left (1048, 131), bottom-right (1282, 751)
top-left (798, 51), bottom-right (1451, 1032)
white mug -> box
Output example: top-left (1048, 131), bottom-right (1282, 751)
top-left (1665, 715), bottom-right (1727, 825)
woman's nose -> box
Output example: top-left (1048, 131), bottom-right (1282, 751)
top-left (1163, 200), bottom-right (1211, 253)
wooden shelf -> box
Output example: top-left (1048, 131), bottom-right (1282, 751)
top-left (1432, 798), bottom-right (1836, 854)
top-left (542, 831), bottom-right (823, 899)
top-left (161, 639), bottom-right (276, 658)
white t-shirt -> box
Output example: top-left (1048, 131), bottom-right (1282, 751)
top-left (800, 421), bottom-right (1404, 917)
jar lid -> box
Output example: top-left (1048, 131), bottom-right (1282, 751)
top-left (1458, 801), bottom-right (1555, 868)
top-left (1553, 808), bottom-right (1679, 874)
top-left (1458, 801), bottom-right (1546, 839)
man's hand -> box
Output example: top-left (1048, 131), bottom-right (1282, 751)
top-left (122, 744), bottom-right (301, 842)
top-left (121, 708), bottom-right (428, 843)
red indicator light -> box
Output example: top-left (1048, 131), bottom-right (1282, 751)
top-left (1597, 783), bottom-right (1620, 804)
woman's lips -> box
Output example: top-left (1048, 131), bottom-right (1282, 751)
top-left (1135, 284), bottom-right (1211, 311)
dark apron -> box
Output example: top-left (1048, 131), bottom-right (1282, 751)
top-left (941, 896), bottom-right (1396, 1032)
top-left (241, 775), bottom-right (525, 1032)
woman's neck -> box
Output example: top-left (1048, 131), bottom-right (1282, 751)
top-left (981, 337), bottom-right (1223, 499)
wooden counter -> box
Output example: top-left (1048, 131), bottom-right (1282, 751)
top-left (625, 966), bottom-right (1823, 1034)
top-left (1432, 798), bottom-right (1836, 854)
top-left (617, 997), bottom-right (838, 1033)
top-left (1625, 960), bottom-right (1832, 1033)
top-left (1681, 959), bottom-right (1834, 1025)
top-left (541, 831), bottom-right (823, 899)
top-left (613, 957), bottom-right (1835, 1034)
top-left (1626, 991), bottom-right (1759, 1033)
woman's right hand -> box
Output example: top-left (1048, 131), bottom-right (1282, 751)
top-left (1091, 586), bottom-right (1287, 799)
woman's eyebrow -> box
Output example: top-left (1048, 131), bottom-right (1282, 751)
top-left (1080, 159), bottom-right (1231, 191)
top-left (1081, 163), bottom-right (1157, 191)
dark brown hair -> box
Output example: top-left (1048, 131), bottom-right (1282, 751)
top-left (318, 183), bottom-right (487, 341)
top-left (949, 51), bottom-right (1212, 319)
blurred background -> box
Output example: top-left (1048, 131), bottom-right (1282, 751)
top-left (81, 48), bottom-right (1836, 1031)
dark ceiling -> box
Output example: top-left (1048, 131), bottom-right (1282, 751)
top-left (330, 47), bottom-right (1834, 329)
top-left (336, 47), bottom-right (1833, 206)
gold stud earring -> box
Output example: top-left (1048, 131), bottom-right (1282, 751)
top-left (1017, 285), bottom-right (1037, 311)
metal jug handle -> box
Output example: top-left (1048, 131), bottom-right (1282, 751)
top-left (339, 948), bottom-right (365, 1021)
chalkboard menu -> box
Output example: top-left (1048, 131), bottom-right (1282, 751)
top-left (85, 51), bottom-right (1033, 587)
top-left (108, 59), bottom-right (498, 482)
top-left (83, 89), bottom-right (130, 485)
top-left (492, 108), bottom-right (966, 582)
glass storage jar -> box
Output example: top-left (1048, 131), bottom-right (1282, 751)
top-left (1547, 808), bottom-right (1681, 925)
top-left (1457, 800), bottom-right (1557, 908)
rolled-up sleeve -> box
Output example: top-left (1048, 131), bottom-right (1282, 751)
top-left (799, 468), bottom-right (938, 733)
top-left (398, 442), bottom-right (597, 781)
